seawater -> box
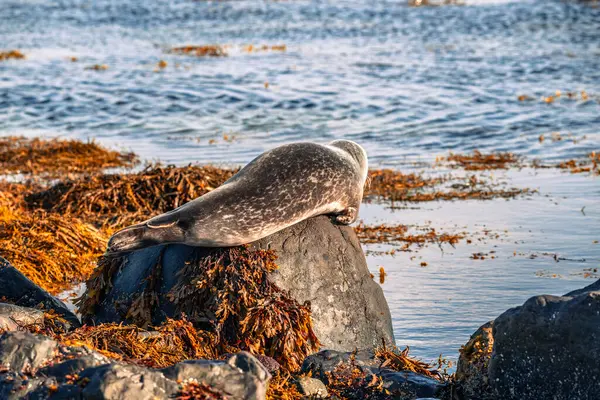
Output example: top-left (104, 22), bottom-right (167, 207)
top-left (2, 0), bottom-right (600, 364)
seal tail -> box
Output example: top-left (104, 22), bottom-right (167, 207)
top-left (107, 221), bottom-right (185, 254)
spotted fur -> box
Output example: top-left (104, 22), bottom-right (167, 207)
top-left (107, 140), bottom-right (368, 253)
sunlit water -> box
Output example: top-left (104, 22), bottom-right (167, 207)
top-left (3, 0), bottom-right (600, 365)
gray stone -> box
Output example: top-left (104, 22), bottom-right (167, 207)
top-left (0, 256), bottom-right (80, 329)
top-left (301, 349), bottom-right (444, 399)
top-left (0, 303), bottom-right (44, 331)
top-left (161, 352), bottom-right (270, 400)
top-left (0, 331), bottom-right (57, 372)
top-left (39, 351), bottom-right (110, 378)
top-left (252, 216), bottom-right (395, 350)
top-left (488, 290), bottom-right (600, 400)
top-left (81, 363), bottom-right (178, 400)
top-left (0, 329), bottom-right (270, 400)
top-left (297, 376), bottom-right (328, 398)
top-left (87, 216), bottom-right (395, 351)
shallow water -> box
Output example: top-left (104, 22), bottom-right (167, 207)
top-left (2, 0), bottom-right (600, 365)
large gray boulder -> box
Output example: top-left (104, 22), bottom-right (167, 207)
top-left (87, 215), bottom-right (395, 351)
top-left (457, 279), bottom-right (600, 400)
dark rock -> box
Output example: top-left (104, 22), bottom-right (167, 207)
top-left (0, 331), bottom-right (57, 372)
top-left (0, 256), bottom-right (80, 329)
top-left (488, 291), bottom-right (600, 400)
top-left (162, 352), bottom-right (270, 400)
top-left (39, 351), bottom-right (110, 378)
top-left (301, 349), bottom-right (444, 399)
top-left (457, 283), bottom-right (600, 400)
top-left (88, 216), bottom-right (395, 351)
top-left (254, 354), bottom-right (281, 374)
top-left (0, 303), bottom-right (44, 331)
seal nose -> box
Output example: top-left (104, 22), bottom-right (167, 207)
top-left (107, 225), bottom-right (147, 253)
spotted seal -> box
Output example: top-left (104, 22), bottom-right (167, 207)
top-left (107, 140), bottom-right (368, 253)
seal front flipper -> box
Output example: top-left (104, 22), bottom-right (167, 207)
top-left (334, 206), bottom-right (358, 225)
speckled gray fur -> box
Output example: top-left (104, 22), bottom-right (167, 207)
top-left (108, 140), bottom-right (368, 252)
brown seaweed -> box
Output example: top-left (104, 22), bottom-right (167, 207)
top-left (0, 136), bottom-right (137, 178)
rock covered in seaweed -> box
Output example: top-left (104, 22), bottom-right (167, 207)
top-left (456, 278), bottom-right (600, 400)
top-left (0, 330), bottom-right (270, 400)
top-left (301, 349), bottom-right (444, 399)
top-left (77, 215), bottom-right (395, 369)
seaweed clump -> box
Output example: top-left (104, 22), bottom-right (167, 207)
top-left (364, 169), bottom-right (443, 201)
top-left (355, 223), bottom-right (463, 249)
top-left (441, 150), bottom-right (521, 170)
top-left (0, 136), bottom-right (137, 178)
top-left (26, 165), bottom-right (237, 229)
top-left (557, 151), bottom-right (599, 174)
top-left (0, 206), bottom-right (106, 294)
top-left (170, 45), bottom-right (227, 57)
top-left (77, 246), bottom-right (320, 372)
top-left (0, 50), bottom-right (25, 61)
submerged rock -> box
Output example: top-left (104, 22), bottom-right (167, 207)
top-left (0, 256), bottom-right (80, 329)
top-left (84, 215), bottom-right (395, 353)
top-left (0, 330), bottom-right (270, 400)
top-left (456, 279), bottom-right (600, 400)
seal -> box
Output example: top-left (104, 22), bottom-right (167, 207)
top-left (107, 140), bottom-right (368, 253)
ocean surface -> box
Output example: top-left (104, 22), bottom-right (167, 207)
top-left (2, 0), bottom-right (600, 365)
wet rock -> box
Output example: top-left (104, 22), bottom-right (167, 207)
top-left (301, 349), bottom-right (444, 399)
top-left (296, 376), bottom-right (328, 398)
top-left (0, 331), bottom-right (57, 373)
top-left (0, 256), bottom-right (80, 329)
top-left (88, 215), bottom-right (395, 351)
top-left (488, 290), bottom-right (600, 400)
top-left (0, 303), bottom-right (44, 331)
top-left (162, 352), bottom-right (270, 400)
top-left (457, 282), bottom-right (600, 400)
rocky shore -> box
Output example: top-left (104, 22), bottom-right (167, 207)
top-left (1, 137), bottom-right (599, 399)
top-left (2, 218), bottom-right (599, 399)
